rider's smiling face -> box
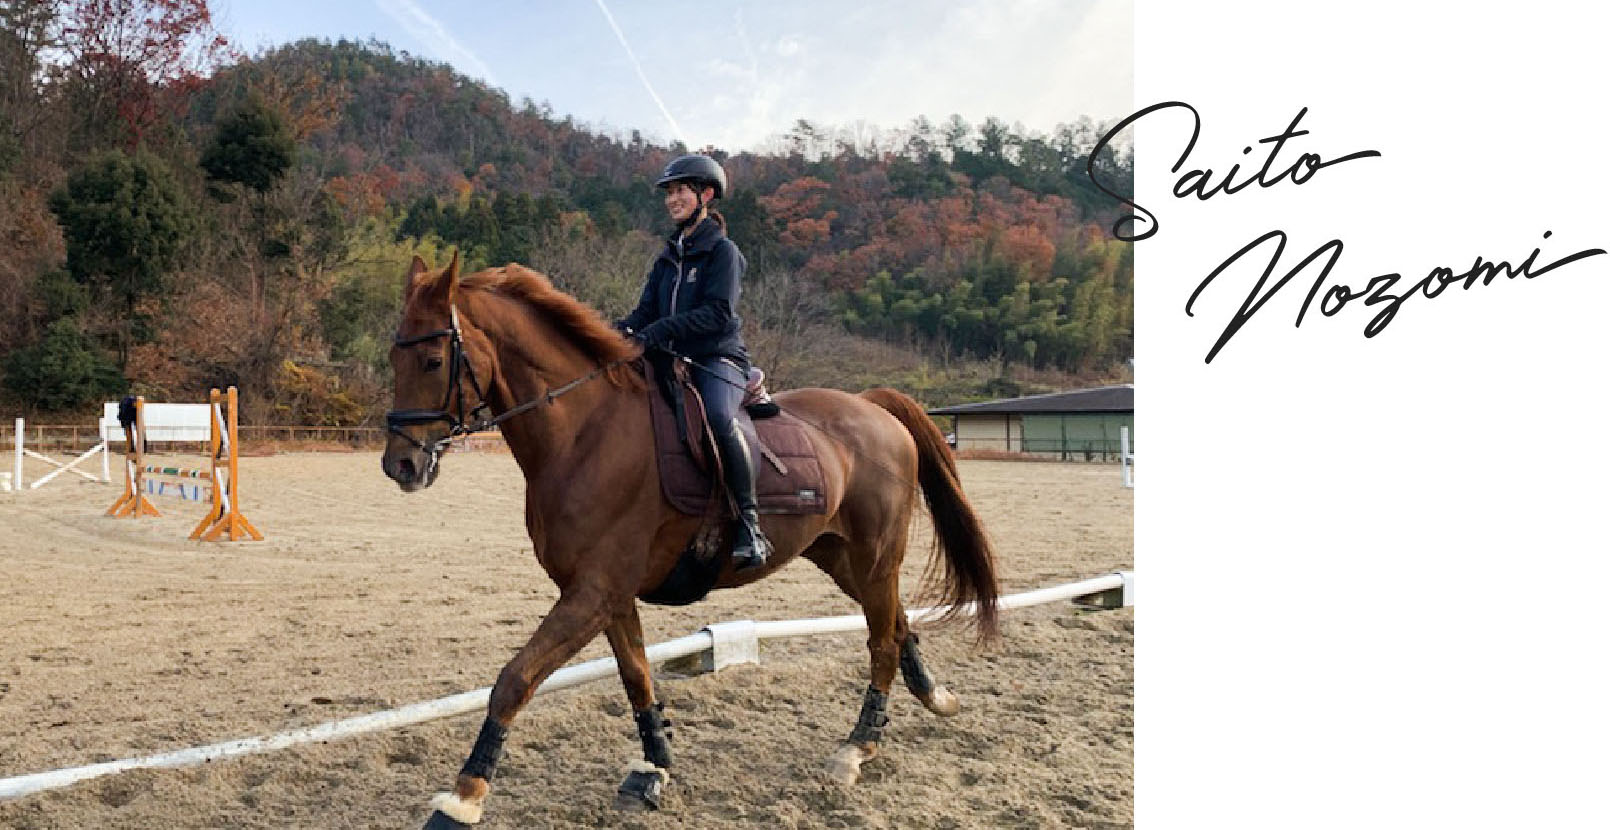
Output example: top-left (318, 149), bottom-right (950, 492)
top-left (662, 181), bottom-right (711, 224)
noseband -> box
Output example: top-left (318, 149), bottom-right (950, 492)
top-left (385, 304), bottom-right (623, 473)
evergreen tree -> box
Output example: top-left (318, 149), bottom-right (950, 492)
top-left (201, 94), bottom-right (296, 194)
top-left (49, 150), bottom-right (195, 366)
top-left (2, 318), bottom-right (125, 411)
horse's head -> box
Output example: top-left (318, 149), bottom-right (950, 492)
top-left (381, 251), bottom-right (498, 491)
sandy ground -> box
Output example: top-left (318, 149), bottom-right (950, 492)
top-left (0, 451), bottom-right (1132, 829)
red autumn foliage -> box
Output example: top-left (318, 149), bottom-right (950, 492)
top-left (60, 0), bottom-right (233, 148)
top-left (997, 224), bottom-right (1055, 281)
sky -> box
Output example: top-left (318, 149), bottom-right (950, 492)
top-left (211, 0), bottom-right (1132, 152)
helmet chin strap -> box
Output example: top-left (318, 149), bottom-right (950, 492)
top-left (676, 183), bottom-right (709, 235)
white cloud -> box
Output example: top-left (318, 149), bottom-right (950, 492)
top-left (460, 0), bottom-right (1131, 154)
top-left (844, 0), bottom-right (1129, 129)
top-left (667, 0), bottom-right (1130, 152)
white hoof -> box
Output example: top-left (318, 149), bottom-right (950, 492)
top-left (429, 791), bottom-right (484, 824)
top-left (620, 759), bottom-right (671, 783)
top-left (825, 743), bottom-right (874, 786)
top-left (923, 685), bottom-right (961, 717)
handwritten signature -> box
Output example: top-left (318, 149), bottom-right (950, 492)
top-left (1186, 231), bottom-right (1605, 363)
top-left (1087, 102), bottom-right (1605, 362)
top-left (1088, 101), bottom-right (1379, 242)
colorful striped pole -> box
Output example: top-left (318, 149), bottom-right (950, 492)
top-left (140, 466), bottom-right (211, 479)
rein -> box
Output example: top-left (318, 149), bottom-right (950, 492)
top-left (385, 304), bottom-right (623, 470)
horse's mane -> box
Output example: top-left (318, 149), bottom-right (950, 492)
top-left (452, 264), bottom-right (641, 385)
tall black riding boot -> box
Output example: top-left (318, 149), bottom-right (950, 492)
top-left (715, 423), bottom-right (773, 571)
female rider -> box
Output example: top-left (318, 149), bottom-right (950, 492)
top-left (616, 154), bottom-right (773, 571)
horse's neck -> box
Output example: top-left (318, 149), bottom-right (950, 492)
top-left (481, 307), bottom-right (638, 491)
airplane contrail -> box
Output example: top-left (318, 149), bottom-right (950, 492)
top-left (375, 0), bottom-right (498, 85)
top-left (591, 0), bottom-right (688, 147)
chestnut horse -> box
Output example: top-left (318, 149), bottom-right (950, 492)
top-left (381, 253), bottom-right (999, 828)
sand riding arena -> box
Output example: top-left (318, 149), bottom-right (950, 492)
top-left (0, 450), bottom-right (1132, 829)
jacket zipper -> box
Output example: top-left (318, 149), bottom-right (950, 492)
top-left (667, 237), bottom-right (685, 350)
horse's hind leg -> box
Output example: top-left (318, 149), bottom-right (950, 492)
top-left (898, 632), bottom-right (961, 716)
top-left (422, 585), bottom-right (613, 829)
top-left (805, 541), bottom-right (961, 718)
top-left (604, 602), bottom-right (673, 812)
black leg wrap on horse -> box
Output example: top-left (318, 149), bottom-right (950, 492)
top-left (422, 810), bottom-right (473, 830)
top-left (899, 633), bottom-right (937, 698)
top-left (847, 685), bottom-right (890, 745)
top-left (459, 717), bottom-right (508, 781)
top-left (633, 702), bottom-right (674, 769)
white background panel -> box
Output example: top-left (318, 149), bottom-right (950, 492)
top-left (1135, 3), bottom-right (1609, 827)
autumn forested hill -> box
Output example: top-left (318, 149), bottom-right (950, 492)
top-left (0, 4), bottom-right (1132, 423)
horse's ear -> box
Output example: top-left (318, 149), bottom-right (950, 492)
top-left (405, 255), bottom-right (430, 293)
top-left (441, 248), bottom-right (460, 304)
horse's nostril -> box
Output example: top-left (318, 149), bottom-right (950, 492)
top-left (386, 455), bottom-right (417, 483)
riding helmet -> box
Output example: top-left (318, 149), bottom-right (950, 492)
top-left (655, 154), bottom-right (727, 199)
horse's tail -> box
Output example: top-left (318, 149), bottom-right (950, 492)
top-left (859, 387), bottom-right (1000, 643)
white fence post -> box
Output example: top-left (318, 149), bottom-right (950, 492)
top-left (12, 418), bottom-right (20, 491)
top-left (1120, 426), bottom-right (1134, 489)
top-left (701, 620), bottom-right (760, 672)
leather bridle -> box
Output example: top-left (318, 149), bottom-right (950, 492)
top-left (385, 304), bottom-right (622, 475)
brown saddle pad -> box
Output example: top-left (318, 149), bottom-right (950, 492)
top-left (645, 361), bottom-right (828, 517)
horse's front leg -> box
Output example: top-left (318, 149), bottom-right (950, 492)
top-left (604, 601), bottom-right (674, 811)
top-left (423, 584), bottom-right (614, 829)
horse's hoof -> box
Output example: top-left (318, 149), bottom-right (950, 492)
top-left (615, 763), bottom-right (668, 811)
top-left (825, 743), bottom-right (875, 786)
top-left (922, 685), bottom-right (961, 717)
top-left (613, 789), bottom-right (658, 812)
top-left (422, 809), bottom-right (474, 829)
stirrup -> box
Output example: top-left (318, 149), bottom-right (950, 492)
top-left (743, 366), bottom-right (780, 419)
top-left (731, 519), bottom-right (772, 571)
top-left (733, 548), bottom-right (768, 571)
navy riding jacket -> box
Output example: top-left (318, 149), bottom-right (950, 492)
top-left (617, 216), bottom-right (750, 368)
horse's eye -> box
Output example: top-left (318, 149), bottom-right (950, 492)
top-left (423, 356), bottom-right (444, 372)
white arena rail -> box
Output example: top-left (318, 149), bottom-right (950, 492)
top-left (0, 571), bottom-right (1132, 802)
